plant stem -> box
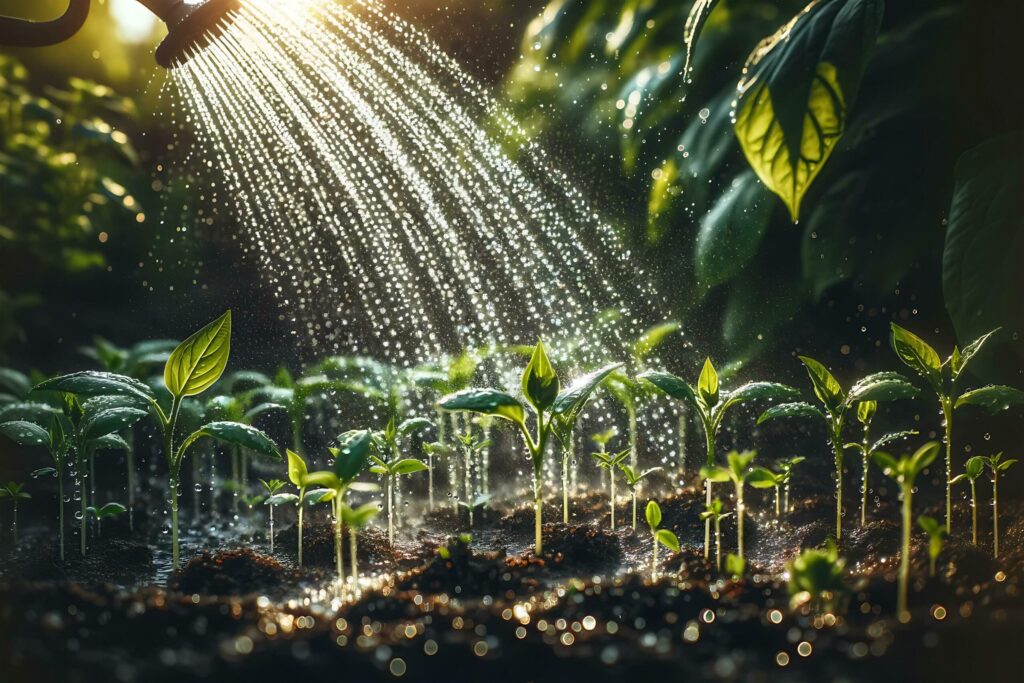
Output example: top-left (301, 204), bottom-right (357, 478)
top-left (736, 482), bottom-right (745, 559)
top-left (562, 448), bottom-right (569, 524)
top-left (481, 423), bottom-right (491, 495)
top-left (970, 481), bottom-right (977, 545)
top-left (333, 496), bottom-right (345, 594)
top-left (714, 517), bottom-right (722, 571)
top-left (627, 402), bottom-right (638, 472)
top-left (465, 448), bottom-right (474, 528)
top-left (831, 427), bottom-right (844, 542)
top-left (609, 467), bottom-right (615, 531)
top-left (774, 485), bottom-right (780, 518)
top-left (269, 506), bottom-right (275, 554)
top-left (993, 473), bottom-right (999, 558)
top-left (860, 423), bottom-right (870, 527)
top-left (427, 450), bottom-right (434, 512)
top-left (704, 428), bottom-right (715, 558)
top-left (942, 398), bottom-right (953, 534)
top-left (784, 481), bottom-right (790, 516)
top-left (170, 475), bottom-right (179, 569)
top-left (533, 460), bottom-right (542, 555)
top-left (387, 475), bottom-right (394, 546)
top-left (297, 490), bottom-right (305, 567)
top-left (349, 527), bottom-right (358, 587)
top-left (165, 397), bottom-right (182, 570)
top-left (651, 535), bottom-right (658, 581)
top-left (632, 491), bottom-right (637, 531)
top-left (677, 404), bottom-right (687, 482)
top-left (898, 486), bottom-right (912, 621)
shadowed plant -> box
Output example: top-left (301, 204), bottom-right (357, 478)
top-left (0, 481), bottom-right (29, 545)
top-left (918, 515), bottom-right (946, 577)
top-left (701, 450), bottom-right (761, 559)
top-left (950, 456), bottom-right (985, 545)
top-left (645, 500), bottom-right (680, 581)
top-left (699, 498), bottom-right (732, 571)
top-left (977, 453), bottom-right (1017, 558)
top-left (787, 541), bottom-right (849, 616)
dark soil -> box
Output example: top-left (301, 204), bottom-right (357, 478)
top-left (169, 548), bottom-right (298, 597)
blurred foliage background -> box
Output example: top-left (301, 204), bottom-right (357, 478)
top-left (0, 0), bottom-right (1021, 390)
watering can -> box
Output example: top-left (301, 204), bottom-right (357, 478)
top-left (0, 0), bottom-right (240, 66)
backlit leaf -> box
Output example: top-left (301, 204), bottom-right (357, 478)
top-left (164, 311), bottom-right (232, 398)
top-left (438, 388), bottom-right (525, 425)
top-left (522, 340), bottom-right (560, 412)
top-left (889, 323), bottom-right (942, 391)
top-left (955, 385), bottom-right (1024, 414)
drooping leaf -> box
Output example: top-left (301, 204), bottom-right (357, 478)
top-left (265, 493), bottom-right (300, 506)
top-left (33, 371), bottom-right (154, 403)
top-left (870, 429), bottom-right (917, 452)
top-left (90, 433), bottom-right (129, 452)
top-left (846, 371), bottom-right (919, 404)
top-left (757, 402), bottom-right (826, 425)
top-left (955, 385), bottom-right (1024, 414)
top-left (398, 417), bottom-right (434, 439)
top-left (734, 0), bottom-right (884, 221)
top-left (0, 401), bottom-right (61, 423)
top-left (164, 311), bottom-right (232, 398)
top-left (637, 370), bottom-right (697, 407)
top-left (0, 420), bottom-right (50, 447)
top-left (438, 388), bottom-right (525, 425)
top-left (185, 421), bottom-right (280, 460)
top-left (331, 429), bottom-right (374, 483)
top-left (522, 340), bottom-right (560, 412)
top-left (748, 467), bottom-right (780, 488)
top-left (724, 381), bottom-right (800, 407)
top-left (82, 406), bottom-right (147, 441)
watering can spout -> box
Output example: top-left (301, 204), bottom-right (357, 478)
top-left (0, 0), bottom-right (91, 47)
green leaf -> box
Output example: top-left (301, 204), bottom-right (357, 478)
top-left (398, 417), bottom-right (434, 439)
top-left (82, 406), bottom-right (147, 440)
top-left (889, 323), bottom-right (942, 391)
top-left (522, 340), bottom-right (560, 412)
top-left (694, 170), bottom-right (773, 288)
top-left (0, 368), bottom-right (31, 397)
top-left (645, 500), bottom-right (662, 529)
top-left (33, 371), bottom-right (154, 403)
top-left (164, 311), bottom-right (232, 398)
top-left (637, 370), bottom-right (697, 407)
top-left (0, 401), bottom-right (60, 423)
top-left (700, 465), bottom-right (732, 484)
top-left (187, 421), bottom-right (279, 459)
top-left (697, 358), bottom-right (719, 406)
top-left (265, 493), bottom-right (299, 506)
top-left (655, 529), bottom-right (681, 553)
top-left (955, 385), bottom-right (1024, 414)
top-left (726, 450), bottom-right (757, 477)
top-left (725, 553), bottom-right (746, 578)
top-left (88, 502), bottom-right (126, 519)
top-left (0, 420), bottom-right (49, 447)
top-left (243, 402), bottom-right (286, 421)
top-left (917, 515), bottom-right (942, 537)
top-left (871, 450), bottom-right (899, 475)
top-left (724, 381), bottom-right (800, 407)
top-left (943, 132), bottom-right (1024, 382)
top-left (734, 0), bottom-right (884, 221)
top-left (757, 402), bottom-right (825, 425)
top-left (953, 329), bottom-right (999, 380)
top-left (90, 433), bottom-right (129, 452)
top-left (342, 502), bottom-right (380, 527)
top-left (438, 388), bottom-right (525, 425)
top-left (748, 467), bottom-right (779, 488)
top-left (965, 456), bottom-right (985, 480)
top-left (856, 400), bottom-right (876, 425)
top-left (552, 363), bottom-right (622, 419)
top-left (847, 372), bottom-right (919, 404)
top-left (907, 441), bottom-right (940, 479)
top-left (870, 430), bottom-right (917, 452)
top-left (392, 459), bottom-right (429, 476)
top-left (798, 356), bottom-right (843, 411)
top-left (332, 429), bottom-right (373, 483)
top-left (303, 479), bottom-right (339, 498)
top-left (287, 449), bottom-right (308, 487)
top-left (633, 321), bottom-right (680, 360)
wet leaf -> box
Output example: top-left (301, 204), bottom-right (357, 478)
top-left (331, 429), bottom-right (373, 483)
top-left (33, 371), bottom-right (154, 403)
top-left (0, 420), bottom-right (49, 447)
top-left (438, 388), bottom-right (525, 425)
top-left (889, 323), bottom-right (942, 391)
top-left (552, 362), bottom-right (622, 419)
top-left (695, 171), bottom-right (773, 288)
top-left (637, 370), bottom-right (697, 407)
top-left (757, 402), bottom-right (825, 425)
top-left (955, 385), bottom-right (1024, 414)
top-left (164, 311), bottom-right (232, 398)
top-left (82, 406), bottom-right (147, 440)
top-left (522, 341), bottom-right (559, 412)
top-left (847, 372), bottom-right (918, 404)
top-left (798, 356), bottom-right (843, 411)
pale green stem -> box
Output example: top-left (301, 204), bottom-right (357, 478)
top-left (268, 506), bottom-right (274, 554)
top-left (651, 535), bottom-right (658, 581)
top-left (736, 482), bottom-right (745, 559)
top-left (970, 481), bottom-right (977, 545)
top-left (609, 467), bottom-right (615, 531)
top-left (704, 427), bottom-right (715, 558)
top-left (533, 461), bottom-right (543, 555)
top-left (427, 450), bottom-right (434, 512)
top-left (631, 491), bottom-right (637, 531)
top-left (860, 423), bottom-right (871, 527)
top-left (165, 397), bottom-right (182, 570)
top-left (942, 398), bottom-right (953, 534)
top-left (993, 474), bottom-right (1000, 558)
top-left (349, 527), bottom-right (358, 586)
top-left (387, 475), bottom-right (394, 546)
top-left (562, 448), bottom-right (569, 524)
top-left (628, 403), bottom-right (638, 472)
top-left (677, 405), bottom-right (687, 482)
top-left (774, 485), bottom-right (780, 518)
top-left (831, 427), bottom-right (844, 542)
top-left (714, 517), bottom-right (722, 571)
top-left (297, 489), bottom-right (305, 567)
top-left (898, 487), bottom-right (912, 621)
top-left (79, 447), bottom-right (87, 557)
top-left (333, 496), bottom-right (345, 593)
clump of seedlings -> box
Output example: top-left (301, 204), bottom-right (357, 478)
top-left (591, 446), bottom-right (629, 529)
top-left (641, 359), bottom-right (797, 556)
top-left (979, 453), bottom-right (1017, 558)
top-left (644, 500), bottom-right (680, 580)
top-left (453, 430), bottom-right (491, 527)
top-left (890, 324), bottom-right (1024, 532)
top-left (748, 465), bottom-right (785, 517)
top-left (261, 479), bottom-right (295, 554)
top-left (0, 481), bottom-right (30, 544)
top-left (844, 403), bottom-right (917, 526)
top-left (86, 501), bottom-right (126, 538)
top-left (619, 463), bottom-right (660, 530)
top-left (776, 456), bottom-right (805, 514)
top-left (917, 515), bottom-right (946, 577)
top-left (951, 456), bottom-right (985, 544)
top-left (0, 415), bottom-right (67, 558)
top-left (699, 498), bottom-right (731, 570)
top-left (759, 356), bottom-right (918, 540)
top-left (369, 417), bottom-right (430, 545)
top-left (787, 541), bottom-right (848, 615)
top-left (873, 441), bottom-right (941, 621)
top-left (701, 450), bottom-right (763, 559)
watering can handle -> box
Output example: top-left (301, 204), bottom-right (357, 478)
top-left (0, 0), bottom-right (91, 47)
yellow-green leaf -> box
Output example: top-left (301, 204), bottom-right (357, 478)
top-left (164, 311), bottom-right (232, 398)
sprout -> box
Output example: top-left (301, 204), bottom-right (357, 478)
top-left (458, 493), bottom-right (493, 529)
top-left (950, 456), bottom-right (986, 545)
top-left (873, 441), bottom-right (941, 621)
top-left (641, 359), bottom-right (797, 557)
top-left (759, 356), bottom-right (918, 541)
top-left (890, 324), bottom-right (1024, 533)
top-left (917, 515), bottom-right (947, 577)
top-left (701, 450), bottom-right (759, 558)
top-left (699, 498), bottom-right (732, 570)
top-left (775, 456), bottom-right (805, 514)
top-left (341, 502), bottom-right (380, 587)
top-left (453, 431), bottom-right (492, 528)
top-left (86, 501), bottom-right (126, 523)
top-left (262, 479), bottom-right (296, 555)
top-left (725, 553), bottom-right (746, 579)
top-left (591, 446), bottom-right (629, 530)
top-left (0, 481), bottom-right (30, 545)
top-left (748, 466), bottom-right (785, 517)
top-left (845, 413), bottom-right (918, 527)
top-left (369, 418), bottom-right (430, 545)
top-left (787, 542), bottom-right (848, 615)
top-left (978, 453), bottom-right (1017, 558)
top-left (645, 500), bottom-right (680, 581)
top-left (619, 464), bottom-right (661, 530)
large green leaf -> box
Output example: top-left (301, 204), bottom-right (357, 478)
top-left (438, 388), bottom-right (525, 425)
top-left (637, 370), bottom-right (697, 407)
top-left (0, 401), bottom-right (60, 423)
top-left (725, 381), bottom-right (800, 407)
top-left (955, 385), bottom-right (1024, 414)
top-left (398, 417), bottom-right (434, 439)
top-left (0, 420), bottom-right (50, 447)
top-left (0, 368), bottom-right (31, 398)
top-left (697, 358), bottom-right (719, 406)
top-left (286, 449), bottom-right (308, 487)
top-left (392, 459), bottom-right (430, 476)
top-left (552, 362), bottom-right (622, 419)
top-left (33, 371), bottom-right (154, 403)
top-left (164, 311), bottom-right (232, 398)
top-left (187, 421), bottom-right (279, 459)
top-left (331, 429), bottom-right (373, 483)
top-left (846, 372), bottom-right (918, 404)
top-left (522, 341), bottom-right (560, 412)
top-left (694, 170), bottom-right (773, 288)
top-left (798, 356), bottom-right (843, 411)
top-left (757, 401), bottom-right (826, 425)
top-left (734, 0), bottom-right (884, 221)
top-left (82, 406), bottom-right (147, 440)
top-left (889, 323), bottom-right (942, 391)
top-left (90, 433), bottom-right (129, 452)
top-left (632, 322), bottom-right (680, 360)
top-left (943, 132), bottom-right (1024, 380)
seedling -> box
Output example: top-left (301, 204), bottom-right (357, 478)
top-left (645, 500), bottom-right (680, 580)
top-left (776, 456), bottom-right (805, 514)
top-left (725, 553), bottom-right (746, 579)
top-left (342, 502), bottom-right (380, 587)
top-left (619, 463), bottom-right (660, 530)
top-left (286, 449), bottom-right (313, 566)
top-left (950, 456), bottom-right (985, 544)
top-left (454, 430), bottom-right (492, 527)
top-left (890, 324), bottom-right (1024, 533)
top-left (423, 441), bottom-right (454, 512)
top-left (86, 501), bottom-right (126, 522)
top-left (591, 447), bottom-right (629, 529)
top-left (440, 340), bottom-right (608, 555)
top-left (844, 415), bottom-right (918, 526)
top-left (701, 450), bottom-right (763, 558)
top-left (978, 453), bottom-right (1017, 558)
top-left (759, 356), bottom-right (918, 541)
top-left (748, 466), bottom-right (785, 517)
top-left (873, 440), bottom-right (941, 621)
top-left (458, 493), bottom-right (493, 528)
top-left (262, 479), bottom-right (296, 554)
top-left (787, 542), bottom-right (848, 615)
top-left (917, 515), bottom-right (947, 577)
top-left (0, 481), bottom-right (30, 545)
top-left (699, 499), bottom-right (732, 570)
top-left (640, 359), bottom-right (797, 556)
top-left (369, 419), bottom-right (430, 545)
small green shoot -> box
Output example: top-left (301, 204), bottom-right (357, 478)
top-left (342, 502), bottom-right (380, 587)
top-left (978, 453), bottom-right (1017, 558)
top-left (369, 420), bottom-right (430, 545)
top-left (845, 418), bottom-right (918, 526)
top-left (262, 479), bottom-right (296, 554)
top-left (454, 430), bottom-right (491, 528)
top-left (699, 498), bottom-right (732, 571)
top-left (725, 553), bottom-right (746, 579)
top-left (787, 542), bottom-right (848, 615)
top-left (917, 515), bottom-right (946, 577)
top-left (701, 450), bottom-right (759, 558)
top-left (776, 456), bottom-right (805, 514)
top-left (748, 467), bottom-right (785, 517)
top-left (645, 500), bottom-right (680, 580)
top-left (950, 456), bottom-right (985, 545)
top-left (0, 481), bottom-right (30, 545)
top-left (86, 501), bottom-right (126, 522)
top-left (591, 447), bottom-right (629, 529)
top-left (619, 463), bottom-right (661, 530)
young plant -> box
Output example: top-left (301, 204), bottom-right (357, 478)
top-left (440, 340), bottom-right (602, 555)
top-left (262, 479), bottom-right (295, 554)
top-left (549, 363), bottom-right (622, 523)
top-left (844, 415), bottom-right (918, 527)
top-left (787, 542), bottom-right (848, 615)
top-left (979, 453), bottom-right (1017, 558)
top-left (701, 450), bottom-right (762, 559)
top-left (423, 441), bottom-right (453, 512)
top-left (758, 356), bottom-right (919, 541)
top-left (699, 498), bottom-right (732, 570)
top-left (86, 501), bottom-right (126, 525)
top-left (890, 324), bottom-right (1024, 532)
top-left (776, 456), bottom-right (805, 514)
top-left (453, 431), bottom-right (491, 527)
top-left (748, 466), bottom-right (785, 517)
top-left (950, 456), bottom-right (985, 545)
top-left (640, 359), bottom-right (798, 556)
top-left (917, 515), bottom-right (947, 577)
top-left (645, 500), bottom-right (680, 580)
top-left (458, 493), bottom-right (492, 528)
top-left (286, 449), bottom-right (314, 566)
top-left (369, 420), bottom-right (429, 546)
top-left (0, 481), bottom-right (30, 545)
top-left (342, 502), bottom-right (380, 587)
top-left (873, 441), bottom-right (941, 621)
top-left (591, 447), bottom-right (629, 529)
top-left (619, 463), bottom-right (660, 530)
